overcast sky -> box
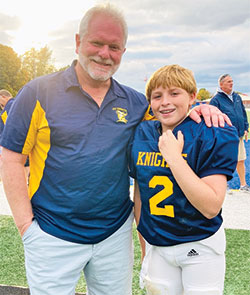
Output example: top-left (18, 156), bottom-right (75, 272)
top-left (1, 0), bottom-right (250, 95)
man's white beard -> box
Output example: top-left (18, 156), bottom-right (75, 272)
top-left (78, 53), bottom-right (120, 81)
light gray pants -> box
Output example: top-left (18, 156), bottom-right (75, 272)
top-left (22, 213), bottom-right (134, 295)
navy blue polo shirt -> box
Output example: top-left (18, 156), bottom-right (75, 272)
top-left (1, 61), bottom-right (148, 244)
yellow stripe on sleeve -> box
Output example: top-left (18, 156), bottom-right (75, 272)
top-left (1, 111), bottom-right (8, 124)
top-left (22, 100), bottom-right (51, 199)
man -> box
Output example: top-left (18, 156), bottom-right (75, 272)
top-left (0, 89), bottom-right (30, 182)
top-left (0, 89), bottom-right (15, 139)
top-left (0, 89), bottom-right (14, 140)
top-left (210, 74), bottom-right (249, 192)
top-left (0, 89), bottom-right (14, 112)
top-left (0, 89), bottom-right (14, 181)
top-left (0, 4), bottom-right (230, 295)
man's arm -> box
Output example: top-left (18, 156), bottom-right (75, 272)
top-left (244, 130), bottom-right (248, 142)
top-left (241, 99), bottom-right (249, 136)
top-left (0, 148), bottom-right (33, 236)
top-left (189, 104), bottom-right (232, 128)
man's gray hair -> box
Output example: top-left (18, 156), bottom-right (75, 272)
top-left (78, 3), bottom-right (128, 47)
top-left (218, 74), bottom-right (230, 85)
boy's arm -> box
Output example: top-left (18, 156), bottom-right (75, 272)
top-left (159, 130), bottom-right (227, 219)
top-left (134, 180), bottom-right (145, 261)
top-left (0, 148), bottom-right (33, 236)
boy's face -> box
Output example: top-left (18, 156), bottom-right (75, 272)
top-left (150, 85), bottom-right (196, 132)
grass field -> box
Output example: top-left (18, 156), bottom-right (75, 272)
top-left (0, 216), bottom-right (249, 294)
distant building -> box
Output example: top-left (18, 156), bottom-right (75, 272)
top-left (239, 94), bottom-right (250, 108)
top-left (194, 94), bottom-right (250, 109)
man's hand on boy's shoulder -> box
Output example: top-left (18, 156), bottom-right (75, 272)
top-left (189, 104), bottom-right (232, 128)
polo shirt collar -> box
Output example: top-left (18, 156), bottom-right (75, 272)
top-left (108, 78), bottom-right (127, 99)
top-left (62, 60), bottom-right (80, 91)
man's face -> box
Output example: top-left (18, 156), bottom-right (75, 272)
top-left (0, 95), bottom-right (8, 109)
top-left (220, 76), bottom-right (233, 94)
top-left (75, 13), bottom-right (126, 81)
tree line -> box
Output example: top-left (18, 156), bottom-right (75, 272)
top-left (1, 43), bottom-right (214, 100)
top-left (0, 44), bottom-right (68, 96)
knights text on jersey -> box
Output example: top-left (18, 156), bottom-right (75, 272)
top-left (129, 118), bottom-right (239, 246)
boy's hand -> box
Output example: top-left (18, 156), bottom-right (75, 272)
top-left (159, 130), bottom-right (184, 165)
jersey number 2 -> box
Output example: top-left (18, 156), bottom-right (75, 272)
top-left (149, 176), bottom-right (175, 217)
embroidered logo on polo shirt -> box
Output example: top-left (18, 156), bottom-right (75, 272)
top-left (112, 107), bottom-right (128, 124)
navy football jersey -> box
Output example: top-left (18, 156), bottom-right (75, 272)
top-left (130, 118), bottom-right (239, 246)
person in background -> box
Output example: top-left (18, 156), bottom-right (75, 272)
top-left (0, 89), bottom-right (14, 113)
top-left (0, 4), bottom-right (231, 295)
top-left (130, 64), bottom-right (238, 295)
top-left (0, 89), bottom-right (14, 178)
top-left (0, 89), bottom-right (29, 183)
top-left (210, 74), bottom-right (249, 192)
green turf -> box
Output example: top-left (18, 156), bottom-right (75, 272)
top-left (224, 229), bottom-right (250, 294)
top-left (0, 216), bottom-right (249, 294)
top-left (0, 216), bottom-right (27, 287)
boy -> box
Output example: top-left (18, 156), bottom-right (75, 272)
top-left (130, 64), bottom-right (239, 294)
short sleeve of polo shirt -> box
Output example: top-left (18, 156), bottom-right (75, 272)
top-left (0, 85), bottom-right (40, 154)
